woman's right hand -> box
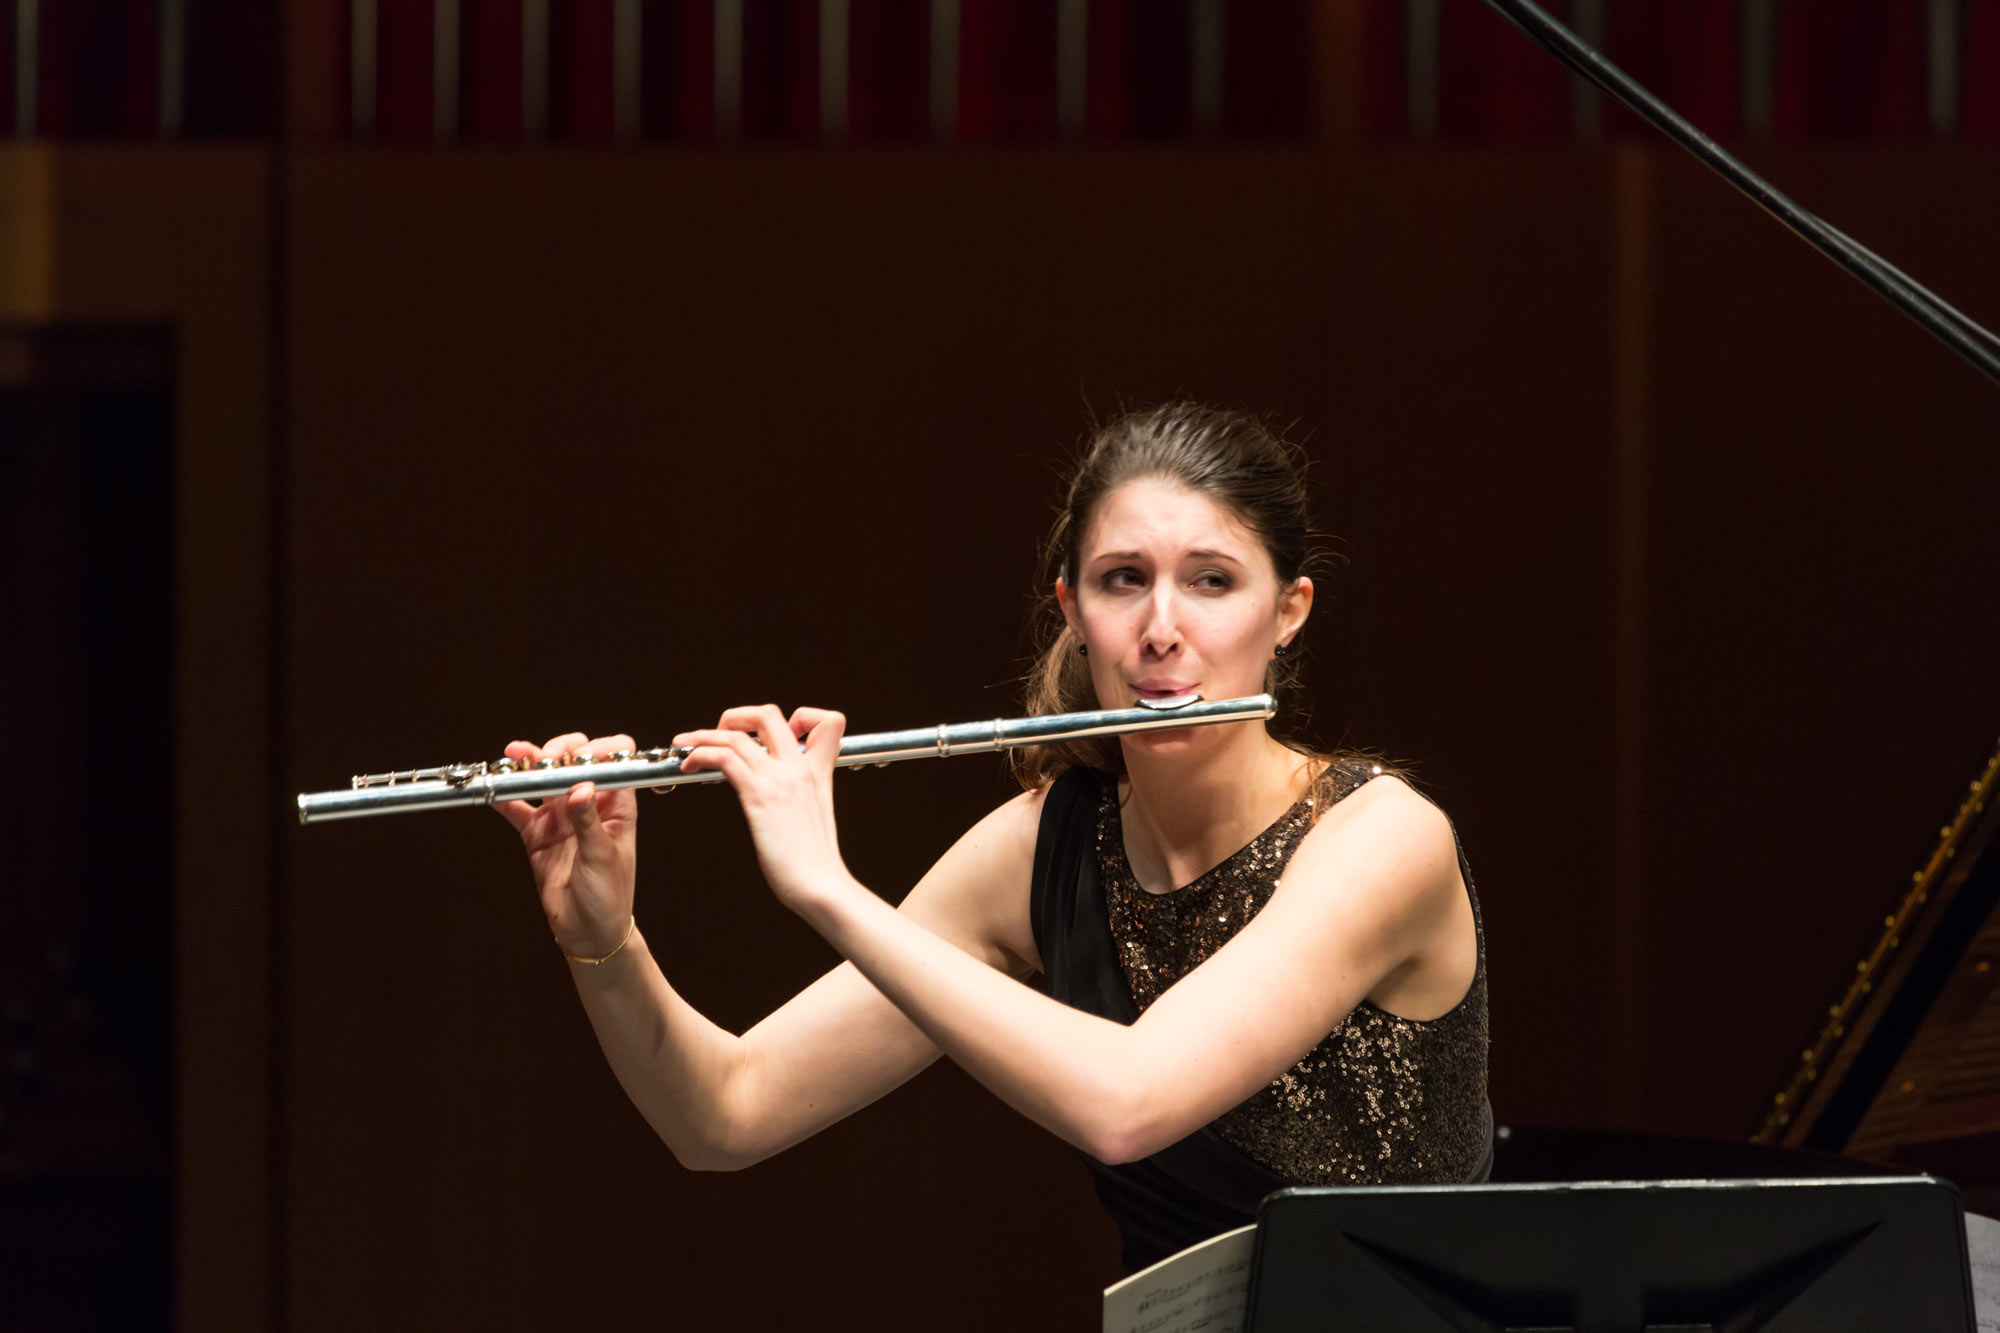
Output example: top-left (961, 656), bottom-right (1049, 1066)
top-left (494, 732), bottom-right (639, 959)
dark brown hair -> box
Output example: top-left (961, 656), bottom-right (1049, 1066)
top-left (1012, 402), bottom-right (1333, 790)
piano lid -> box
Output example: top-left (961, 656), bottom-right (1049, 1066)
top-left (1753, 733), bottom-right (2000, 1170)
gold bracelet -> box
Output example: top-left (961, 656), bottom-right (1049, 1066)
top-left (562, 916), bottom-right (636, 966)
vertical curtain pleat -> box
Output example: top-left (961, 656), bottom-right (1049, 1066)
top-left (1359, 0), bottom-right (1409, 136)
top-left (462, 0), bottom-right (523, 139)
top-left (1124, 0), bottom-right (1193, 138)
top-left (635, 1), bottom-right (714, 138)
top-left (1962, 0), bottom-right (2000, 140)
top-left (735, 0), bottom-right (818, 139)
top-left (32, 0), bottom-right (75, 135)
top-left (1439, 0), bottom-right (1569, 139)
top-left (120, 0), bottom-right (160, 135)
top-left (1869, 0), bottom-right (1930, 136)
top-left (183, 0), bottom-right (279, 134)
top-left (1083, 0), bottom-right (1131, 138)
top-left (958, 0), bottom-right (1057, 139)
top-left (376, 0), bottom-right (435, 139)
top-left (849, 0), bottom-right (930, 138)
top-left (1224, 0), bottom-right (1313, 137)
top-left (0, 10), bottom-right (13, 136)
top-left (1775, 0), bottom-right (1914, 139)
top-left (552, 0), bottom-right (615, 139)
top-left (1604, 0), bottom-right (1740, 139)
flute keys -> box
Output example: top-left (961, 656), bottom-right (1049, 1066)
top-left (351, 767), bottom-right (431, 788)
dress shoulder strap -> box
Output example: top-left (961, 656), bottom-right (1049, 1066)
top-left (1029, 767), bottom-right (1136, 1023)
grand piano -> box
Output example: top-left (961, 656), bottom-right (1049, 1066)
top-left (1492, 732), bottom-right (2000, 1226)
top-left (1751, 734), bottom-right (2000, 1216)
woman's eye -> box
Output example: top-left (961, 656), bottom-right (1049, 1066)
top-left (1193, 570), bottom-right (1233, 590)
top-left (1102, 568), bottom-right (1144, 589)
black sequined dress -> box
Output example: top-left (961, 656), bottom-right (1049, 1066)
top-left (1029, 760), bottom-right (1492, 1272)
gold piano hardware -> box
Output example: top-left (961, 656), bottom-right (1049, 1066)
top-left (1751, 734), bottom-right (2000, 1148)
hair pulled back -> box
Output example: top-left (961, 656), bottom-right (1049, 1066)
top-left (1012, 402), bottom-right (1327, 790)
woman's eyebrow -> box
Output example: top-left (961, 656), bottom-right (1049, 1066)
top-left (1086, 546), bottom-right (1246, 565)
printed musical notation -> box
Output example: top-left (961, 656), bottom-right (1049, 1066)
top-left (1101, 1224), bottom-right (1256, 1333)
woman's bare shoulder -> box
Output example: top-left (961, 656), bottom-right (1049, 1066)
top-left (1288, 770), bottom-right (1461, 912)
top-left (954, 782), bottom-right (1049, 864)
top-left (1316, 769), bottom-right (1450, 840)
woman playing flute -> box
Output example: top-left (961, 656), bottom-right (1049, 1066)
top-left (499, 403), bottom-right (1490, 1271)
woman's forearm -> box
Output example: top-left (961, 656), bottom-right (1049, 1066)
top-left (803, 878), bottom-right (1161, 1163)
top-left (567, 927), bottom-right (755, 1171)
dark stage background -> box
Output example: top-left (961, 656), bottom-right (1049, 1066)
top-left (1, 5), bottom-right (1997, 1331)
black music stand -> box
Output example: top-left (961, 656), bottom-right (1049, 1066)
top-left (1243, 1176), bottom-right (1973, 1332)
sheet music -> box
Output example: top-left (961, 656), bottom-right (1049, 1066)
top-left (1102, 1224), bottom-right (1256, 1333)
top-left (1969, 1211), bottom-right (2000, 1333)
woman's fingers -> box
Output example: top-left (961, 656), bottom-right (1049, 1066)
top-left (752, 704), bottom-right (794, 754)
top-left (494, 798), bottom-right (537, 834)
top-left (669, 728), bottom-right (762, 777)
top-left (674, 707), bottom-right (791, 774)
top-left (508, 731), bottom-right (629, 763)
top-left (567, 782), bottom-right (618, 861)
top-left (684, 744), bottom-right (757, 785)
top-left (789, 707), bottom-right (846, 772)
top-left (493, 732), bottom-right (635, 834)
top-left (712, 705), bottom-right (800, 762)
top-left (495, 739), bottom-right (546, 834)
top-left (570, 736), bottom-right (639, 837)
top-left (789, 706), bottom-right (845, 743)
top-left (672, 706), bottom-right (847, 777)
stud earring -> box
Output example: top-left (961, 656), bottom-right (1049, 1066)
top-left (1274, 643), bottom-right (1289, 658)
top-left (1077, 643), bottom-right (1088, 657)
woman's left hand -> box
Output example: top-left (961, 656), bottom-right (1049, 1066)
top-left (673, 704), bottom-right (857, 915)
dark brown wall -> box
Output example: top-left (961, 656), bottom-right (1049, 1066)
top-left (274, 145), bottom-right (1999, 1327)
top-left (1638, 146), bottom-right (2000, 1137)
top-left (278, 146), bottom-right (1622, 1328)
top-left (16, 140), bottom-right (1997, 1329)
top-left (6, 144), bottom-right (280, 1333)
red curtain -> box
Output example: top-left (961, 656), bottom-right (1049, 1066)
top-left (958, 0), bottom-right (1057, 139)
top-left (1965, 0), bottom-right (2000, 141)
top-left (28, 0), bottom-right (157, 137)
top-left (462, 0), bottom-right (523, 139)
top-left (8, 0), bottom-right (1996, 143)
top-left (1775, 0), bottom-right (1928, 140)
top-left (1604, 0), bottom-right (1740, 139)
top-left (850, 0), bottom-right (932, 138)
top-left (552, 0), bottom-right (616, 140)
top-left (376, 0), bottom-right (433, 139)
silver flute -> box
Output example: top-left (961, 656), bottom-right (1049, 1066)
top-left (296, 693), bottom-right (1276, 824)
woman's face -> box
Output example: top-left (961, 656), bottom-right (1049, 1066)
top-left (1060, 476), bottom-right (1311, 715)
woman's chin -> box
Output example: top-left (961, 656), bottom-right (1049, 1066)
top-left (1120, 727), bottom-right (1213, 759)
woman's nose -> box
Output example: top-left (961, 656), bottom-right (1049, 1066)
top-left (1140, 588), bottom-right (1182, 655)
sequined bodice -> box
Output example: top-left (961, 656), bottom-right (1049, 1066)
top-left (1098, 761), bottom-right (1491, 1186)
